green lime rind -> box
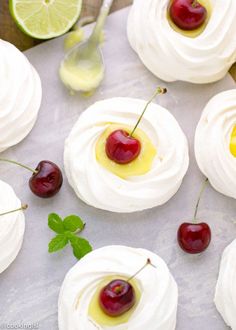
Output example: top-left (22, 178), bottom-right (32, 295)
top-left (9, 0), bottom-right (82, 40)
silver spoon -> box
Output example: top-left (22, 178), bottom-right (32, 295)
top-left (59, 0), bottom-right (114, 94)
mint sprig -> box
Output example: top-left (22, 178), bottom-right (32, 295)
top-left (48, 213), bottom-right (92, 259)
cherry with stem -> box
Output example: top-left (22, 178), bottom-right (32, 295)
top-left (177, 177), bottom-right (211, 254)
top-left (105, 87), bottom-right (167, 164)
top-left (99, 258), bottom-right (155, 317)
top-left (0, 158), bottom-right (63, 198)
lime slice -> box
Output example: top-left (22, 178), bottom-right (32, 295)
top-left (9, 0), bottom-right (82, 39)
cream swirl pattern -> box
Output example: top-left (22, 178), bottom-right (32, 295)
top-left (58, 245), bottom-right (178, 330)
top-left (0, 39), bottom-right (42, 152)
top-left (127, 0), bottom-right (236, 84)
top-left (0, 180), bottom-right (25, 274)
top-left (64, 97), bottom-right (189, 213)
top-left (195, 90), bottom-right (236, 199)
top-left (214, 239), bottom-right (236, 329)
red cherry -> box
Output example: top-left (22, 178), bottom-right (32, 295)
top-left (169, 0), bottom-right (207, 30)
top-left (104, 88), bottom-right (167, 165)
top-left (177, 222), bottom-right (211, 254)
top-left (105, 130), bottom-right (141, 164)
top-left (99, 279), bottom-right (135, 316)
top-left (29, 161), bottom-right (63, 198)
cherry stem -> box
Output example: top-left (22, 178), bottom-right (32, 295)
top-left (114, 286), bottom-right (123, 294)
top-left (0, 158), bottom-right (37, 174)
top-left (193, 178), bottom-right (208, 222)
top-left (0, 204), bottom-right (28, 217)
top-left (130, 87), bottom-right (167, 137)
top-left (192, 0), bottom-right (198, 7)
top-left (127, 258), bottom-right (156, 282)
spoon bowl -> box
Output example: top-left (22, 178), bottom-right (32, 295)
top-left (59, 0), bottom-right (114, 93)
top-left (60, 41), bottom-right (104, 92)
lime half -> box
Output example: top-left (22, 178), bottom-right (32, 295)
top-left (9, 0), bottom-right (82, 39)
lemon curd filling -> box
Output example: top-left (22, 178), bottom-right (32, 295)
top-left (229, 125), bottom-right (236, 157)
top-left (167, 0), bottom-right (212, 38)
top-left (95, 124), bottom-right (157, 179)
top-left (88, 276), bottom-right (141, 327)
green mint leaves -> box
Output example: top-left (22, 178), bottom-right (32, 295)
top-left (48, 213), bottom-right (92, 260)
top-left (49, 234), bottom-right (69, 252)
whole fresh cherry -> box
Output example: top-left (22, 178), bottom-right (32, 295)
top-left (29, 161), bottom-right (63, 198)
top-left (106, 130), bottom-right (141, 164)
top-left (0, 158), bottom-right (63, 198)
top-left (177, 222), bottom-right (211, 254)
top-left (105, 87), bottom-right (167, 165)
top-left (169, 0), bottom-right (207, 30)
top-left (177, 178), bottom-right (211, 254)
top-left (99, 279), bottom-right (135, 316)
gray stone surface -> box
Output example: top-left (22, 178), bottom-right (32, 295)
top-left (0, 7), bottom-right (235, 330)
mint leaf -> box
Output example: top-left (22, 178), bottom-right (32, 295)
top-left (48, 212), bottom-right (92, 260)
top-left (48, 234), bottom-right (68, 253)
top-left (69, 235), bottom-right (92, 259)
top-left (48, 213), bottom-right (65, 234)
top-left (63, 215), bottom-right (84, 233)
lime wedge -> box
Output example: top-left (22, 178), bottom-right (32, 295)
top-left (9, 0), bottom-right (82, 39)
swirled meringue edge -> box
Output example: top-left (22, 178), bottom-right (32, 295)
top-left (127, 0), bottom-right (236, 84)
top-left (64, 97), bottom-right (189, 213)
top-left (0, 180), bottom-right (25, 273)
top-left (214, 239), bottom-right (236, 329)
top-left (58, 245), bottom-right (178, 330)
top-left (195, 89), bottom-right (236, 199)
top-left (0, 39), bottom-right (42, 152)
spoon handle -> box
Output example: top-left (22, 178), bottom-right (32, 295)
top-left (89, 0), bottom-right (114, 44)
